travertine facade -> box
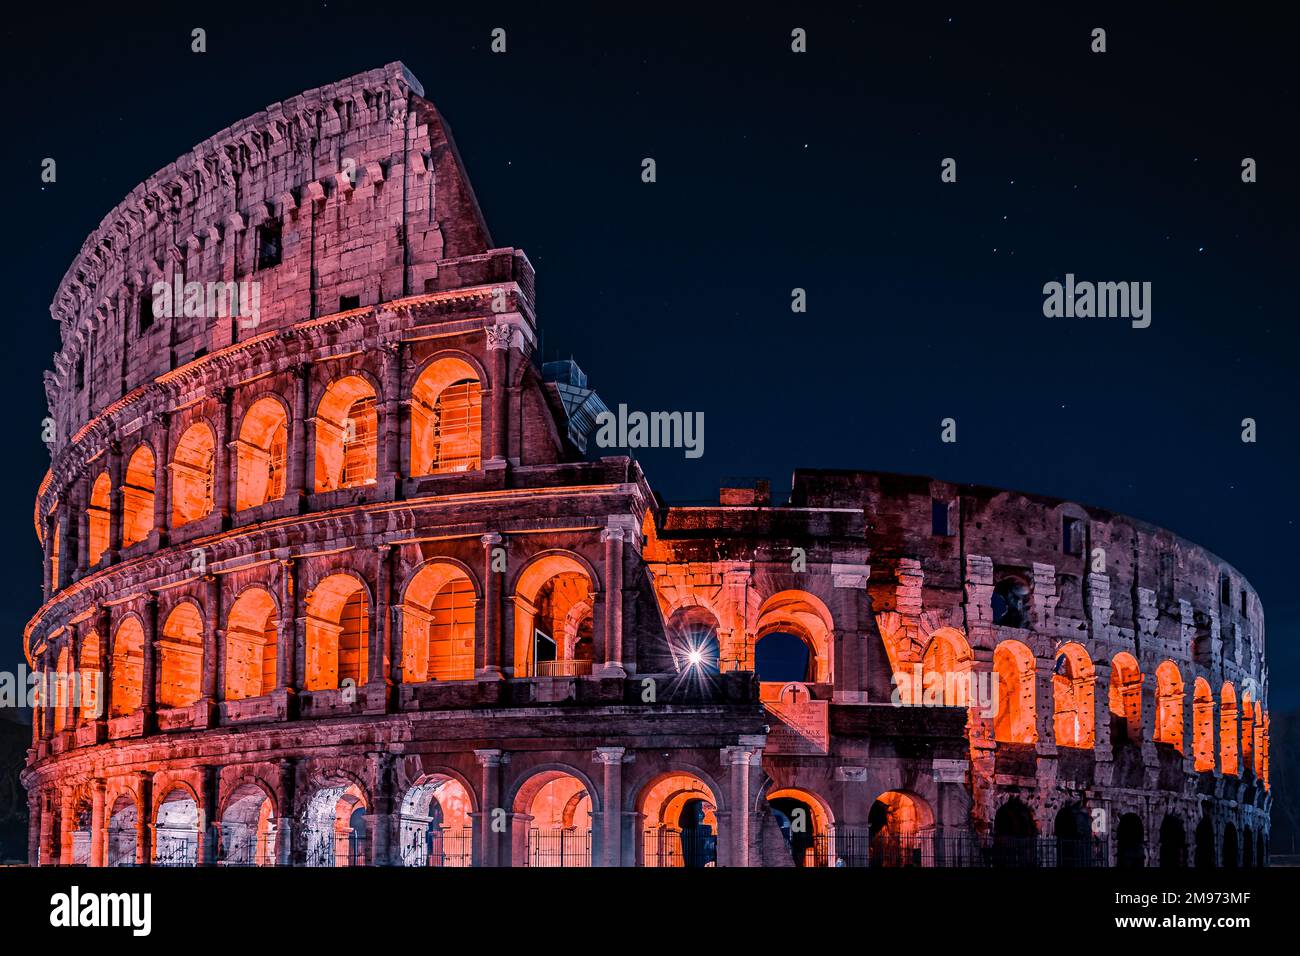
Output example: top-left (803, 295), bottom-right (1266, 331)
top-left (22, 64), bottom-right (1269, 868)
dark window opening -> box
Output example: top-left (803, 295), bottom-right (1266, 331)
top-left (74, 357), bottom-right (85, 390)
top-left (1239, 589), bottom-right (1248, 615)
top-left (256, 220), bottom-right (282, 270)
top-left (931, 499), bottom-right (952, 536)
top-left (138, 291), bottom-right (154, 333)
top-left (1220, 575), bottom-right (1232, 605)
top-left (1061, 516), bottom-right (1083, 555)
top-left (339, 294), bottom-right (361, 312)
top-left (992, 578), bottom-right (1031, 628)
top-left (1158, 553), bottom-right (1175, 602)
top-left (755, 632), bottom-right (812, 683)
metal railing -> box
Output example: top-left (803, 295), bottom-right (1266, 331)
top-left (153, 835), bottom-right (198, 867)
top-left (402, 827), bottom-right (473, 867)
top-left (219, 831), bottom-right (276, 867)
top-left (526, 827), bottom-right (591, 867)
top-left (805, 830), bottom-right (1110, 868)
top-left (535, 660), bottom-right (593, 677)
top-left (306, 832), bottom-right (367, 867)
top-left (643, 828), bottom-right (718, 868)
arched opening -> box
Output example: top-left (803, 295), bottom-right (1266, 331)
top-left (1240, 690), bottom-right (1255, 778)
top-left (1242, 827), bottom-right (1254, 869)
top-left (993, 798), bottom-right (1038, 866)
top-left (154, 788), bottom-right (199, 866)
top-left (314, 376), bottom-right (377, 492)
top-left (400, 564), bottom-right (476, 683)
top-left (752, 591), bottom-right (834, 683)
top-left (920, 628), bottom-right (974, 707)
top-left (1108, 652), bottom-right (1143, 748)
top-left (754, 632), bottom-right (812, 684)
top-left (110, 618), bottom-right (144, 717)
top-left (171, 422), bottom-right (215, 526)
top-left (763, 787), bottom-right (831, 867)
top-left (78, 629), bottom-right (101, 723)
top-left (235, 397), bottom-right (288, 510)
top-left (1257, 831), bottom-right (1266, 867)
top-left (513, 555), bottom-right (595, 678)
top-left (303, 780), bottom-right (368, 867)
top-left (1220, 683), bottom-right (1239, 776)
top-left (157, 602), bottom-right (204, 709)
top-left (410, 358), bottom-right (482, 475)
top-left (1195, 815), bottom-right (1216, 868)
top-left (1192, 678), bottom-right (1215, 772)
top-left (50, 520), bottom-right (60, 591)
top-left (1252, 700), bottom-right (1264, 777)
top-left (399, 774), bottom-right (474, 867)
top-left (1052, 643), bottom-right (1096, 749)
top-left (107, 795), bottom-right (138, 867)
top-left (991, 577), bottom-right (1031, 628)
top-left (87, 471), bottom-right (111, 565)
top-left (515, 770), bottom-right (593, 867)
top-left (993, 640), bottom-right (1037, 744)
top-left (51, 646), bottom-right (70, 734)
top-left (304, 574), bottom-right (369, 691)
top-left (1159, 814), bottom-right (1186, 868)
top-left (664, 605), bottom-right (722, 682)
top-left (868, 791), bottom-right (934, 867)
top-left (220, 784), bottom-right (276, 866)
top-left (70, 795), bottom-right (93, 865)
top-left (1117, 813), bottom-right (1145, 868)
top-left (1054, 803), bottom-right (1099, 867)
top-left (1222, 822), bottom-right (1238, 869)
top-left (637, 772), bottom-right (720, 868)
top-left (1154, 661), bottom-right (1184, 751)
top-left (121, 444), bottom-right (155, 548)
top-left (225, 588), bottom-right (278, 701)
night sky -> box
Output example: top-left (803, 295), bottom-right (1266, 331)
top-left (3, 4), bottom-right (1297, 707)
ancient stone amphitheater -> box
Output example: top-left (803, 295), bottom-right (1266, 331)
top-left (22, 63), bottom-right (1270, 869)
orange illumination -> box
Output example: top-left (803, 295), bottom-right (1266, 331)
top-left (110, 618), bottom-right (145, 717)
top-left (401, 564), bottom-right (475, 682)
top-left (158, 602), bottom-right (204, 708)
top-left (1240, 690), bottom-right (1254, 777)
top-left (87, 471), bottom-right (111, 565)
top-left (1192, 677), bottom-right (1215, 772)
top-left (1052, 642), bottom-right (1095, 749)
top-left (411, 358), bottom-right (482, 475)
top-left (315, 376), bottom-right (377, 492)
top-left (512, 554), bottom-right (594, 677)
top-left (171, 422), bottom-right (215, 527)
top-left (993, 640), bottom-right (1037, 744)
top-left (921, 628), bottom-right (974, 707)
top-left (235, 397), bottom-right (288, 510)
top-left (1154, 661), bottom-right (1184, 751)
top-left (50, 521), bottom-right (60, 589)
top-left (79, 628), bottom-right (101, 722)
top-left (225, 587), bottom-right (278, 700)
top-left (1219, 683), bottom-right (1239, 776)
top-left (305, 573), bottom-right (369, 690)
top-left (122, 444), bottom-right (155, 547)
top-left (1108, 652), bottom-right (1143, 746)
top-left (52, 646), bottom-right (70, 733)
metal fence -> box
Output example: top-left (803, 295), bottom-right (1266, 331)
top-left (306, 832), bottom-right (368, 867)
top-left (219, 828), bottom-right (276, 867)
top-left (643, 828), bottom-right (718, 867)
top-left (526, 827), bottom-right (591, 867)
top-left (805, 830), bottom-right (1110, 868)
top-left (153, 835), bottom-right (198, 867)
top-left (402, 827), bottom-right (474, 867)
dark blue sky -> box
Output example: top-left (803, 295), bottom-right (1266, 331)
top-left (4, 3), bottom-right (1297, 705)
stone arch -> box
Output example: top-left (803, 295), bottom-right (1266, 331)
top-left (304, 572), bottom-right (370, 691)
top-left (121, 443), bottom-right (155, 548)
top-left (993, 797), bottom-right (1039, 866)
top-left (153, 785), bottom-right (200, 866)
top-left (509, 764), bottom-right (600, 867)
top-left (399, 559), bottom-right (479, 683)
top-left (398, 772), bottom-right (475, 867)
top-left (753, 590), bottom-right (834, 684)
top-left (157, 599), bottom-right (204, 709)
top-left (1159, 813), bottom-right (1187, 867)
top-left (78, 628), bottom-right (102, 723)
top-left (225, 586), bottom-right (278, 700)
top-left (1109, 652), bottom-right (1143, 747)
top-left (1117, 812), bottom-right (1145, 868)
top-left (664, 604), bottom-right (723, 676)
top-left (106, 792), bottom-right (139, 867)
top-left (1154, 661), bottom-right (1184, 750)
top-left (110, 615), bottom-right (145, 717)
top-left (1193, 677), bottom-right (1215, 772)
top-left (763, 785), bottom-right (833, 867)
top-left (171, 420), bottom-right (215, 526)
top-left (87, 471), bottom-right (111, 565)
top-left (1222, 821), bottom-right (1239, 868)
top-left (1195, 814), bottom-right (1216, 867)
top-left (869, 790), bottom-right (935, 867)
top-left (234, 395), bottom-right (289, 510)
top-left (410, 353), bottom-right (484, 476)
top-left (638, 770), bottom-right (723, 868)
top-left (302, 772), bottom-right (370, 867)
top-left (1240, 688), bottom-right (1255, 778)
top-left (920, 626), bottom-right (974, 707)
top-left (1220, 682), bottom-right (1239, 776)
top-left (511, 551), bottom-right (597, 678)
top-left (993, 639), bottom-right (1037, 744)
top-left (1252, 699), bottom-right (1264, 776)
top-left (1052, 642), bottom-right (1095, 749)
top-left (314, 374), bottom-right (378, 492)
top-left (219, 780), bottom-right (278, 866)
top-left (51, 645), bottom-right (71, 734)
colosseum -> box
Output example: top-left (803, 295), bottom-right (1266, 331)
top-left (21, 62), bottom-right (1270, 870)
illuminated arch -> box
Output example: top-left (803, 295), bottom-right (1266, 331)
top-left (107, 793), bottom-right (139, 866)
top-left (1052, 642), bottom-right (1095, 748)
top-left (1154, 661), bottom-right (1184, 750)
top-left (639, 771), bottom-right (722, 868)
top-left (1192, 677), bottom-right (1215, 772)
top-left (665, 605), bottom-right (722, 675)
top-left (154, 786), bottom-right (200, 866)
top-left (1108, 652), bottom-right (1143, 746)
top-left (51, 646), bottom-right (70, 734)
top-left (303, 777), bottom-right (369, 867)
top-left (1220, 682), bottom-right (1239, 776)
top-left (50, 519), bottom-right (60, 590)
top-left (869, 791), bottom-right (935, 867)
top-left (171, 422), bottom-right (215, 526)
top-left (511, 552), bottom-right (596, 677)
top-left (314, 375), bottom-right (377, 492)
top-left (754, 590), bottom-right (834, 684)
top-left (1252, 700), bottom-right (1264, 777)
top-left (400, 561), bottom-right (477, 683)
top-left (87, 471), bottom-right (110, 565)
top-left (398, 773), bottom-right (475, 867)
top-left (410, 355), bottom-right (483, 475)
top-left (121, 444), bottom-right (155, 548)
top-left (921, 627), bottom-right (974, 707)
top-left (511, 766), bottom-right (597, 868)
top-left (157, 601), bottom-right (204, 709)
top-left (1240, 689), bottom-right (1255, 778)
top-left (993, 639), bottom-right (1037, 744)
top-left (225, 587), bottom-right (278, 700)
top-left (220, 782), bottom-right (277, 866)
top-left (110, 617), bottom-right (145, 717)
top-left (304, 573), bottom-right (370, 691)
top-left (78, 628), bottom-right (102, 723)
top-left (235, 396), bottom-right (288, 510)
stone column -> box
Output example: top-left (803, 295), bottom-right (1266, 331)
top-left (474, 749), bottom-right (506, 867)
top-left (61, 627), bottom-right (78, 734)
top-left (593, 747), bottom-right (625, 867)
top-left (365, 545), bottom-right (394, 713)
top-left (288, 362), bottom-right (311, 506)
top-left (152, 412), bottom-right (170, 543)
top-left (39, 650), bottom-right (55, 743)
top-left (42, 514), bottom-right (54, 598)
top-left (90, 778), bottom-right (106, 867)
top-left (486, 324), bottom-right (512, 463)
top-left (140, 595), bottom-right (158, 734)
top-left (106, 440), bottom-right (123, 563)
top-left (95, 604), bottom-right (113, 736)
top-left (200, 573), bottom-right (221, 727)
top-left (276, 759), bottom-right (296, 866)
top-left (76, 478), bottom-right (90, 575)
top-left (59, 787), bottom-right (75, 865)
top-left (27, 789), bottom-right (42, 866)
top-left (37, 790), bottom-right (55, 866)
top-left (479, 533), bottom-right (503, 679)
top-left (198, 764), bottom-right (220, 865)
top-left (135, 772), bottom-right (152, 866)
top-left (276, 559), bottom-right (298, 698)
top-left (55, 508), bottom-right (71, 589)
top-left (380, 342), bottom-right (403, 489)
top-left (367, 752), bottom-right (397, 865)
top-left (599, 528), bottom-right (626, 676)
top-left (724, 744), bottom-right (762, 867)
top-left (212, 388), bottom-right (233, 525)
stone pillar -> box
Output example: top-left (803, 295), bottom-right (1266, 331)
top-left (198, 765), bottom-right (220, 865)
top-left (289, 362), bottom-right (311, 506)
top-left (90, 778), bottom-right (107, 867)
top-left (61, 627), bottom-right (78, 734)
top-left (200, 573), bottom-right (221, 726)
top-left (276, 759), bottom-right (296, 866)
top-left (39, 650), bottom-right (55, 743)
top-left (212, 387), bottom-right (233, 525)
top-left (76, 478), bottom-right (90, 575)
top-left (55, 508), bottom-right (71, 590)
top-left (95, 604), bottom-right (113, 735)
top-left (593, 747), bottom-right (625, 867)
top-left (140, 595), bottom-right (158, 734)
top-left (365, 545), bottom-right (394, 712)
top-left (474, 749), bottom-right (506, 867)
top-left (598, 528), bottom-right (626, 677)
top-left (368, 752), bottom-right (397, 865)
top-left (59, 787), bottom-right (75, 865)
top-left (152, 412), bottom-right (170, 543)
top-left (380, 342), bottom-right (403, 488)
top-left (479, 533), bottom-right (503, 679)
top-left (486, 324), bottom-right (512, 462)
top-left (27, 789), bottom-right (42, 866)
top-left (37, 790), bottom-right (55, 866)
top-left (106, 440), bottom-right (123, 563)
top-left (135, 772), bottom-right (152, 866)
top-left (42, 514), bottom-right (54, 599)
top-left (276, 559), bottom-right (298, 698)
top-left (724, 743), bottom-right (763, 866)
